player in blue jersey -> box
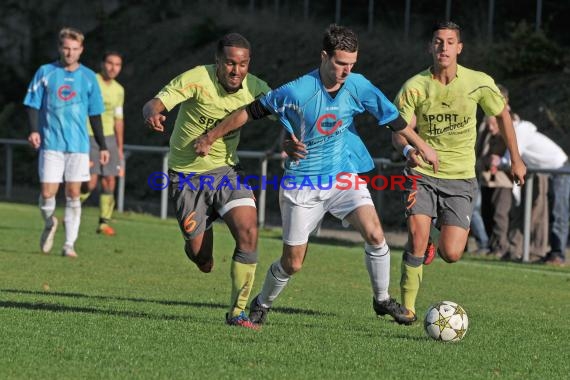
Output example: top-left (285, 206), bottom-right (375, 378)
top-left (194, 24), bottom-right (438, 326)
top-left (24, 27), bottom-right (109, 258)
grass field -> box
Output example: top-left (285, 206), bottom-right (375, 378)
top-left (0, 201), bottom-right (569, 379)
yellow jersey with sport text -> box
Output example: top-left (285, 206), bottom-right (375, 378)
top-left (395, 64), bottom-right (505, 179)
top-left (156, 65), bottom-right (270, 173)
top-left (88, 73), bottom-right (124, 136)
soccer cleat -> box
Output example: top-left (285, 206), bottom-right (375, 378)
top-left (423, 240), bottom-right (436, 265)
top-left (61, 244), bottom-right (78, 258)
top-left (248, 294), bottom-right (270, 324)
top-left (373, 297), bottom-right (417, 325)
top-left (96, 223), bottom-right (116, 236)
top-left (40, 216), bottom-right (58, 254)
top-left (226, 311), bottom-right (260, 330)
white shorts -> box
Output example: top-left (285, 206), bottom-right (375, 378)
top-left (39, 150), bottom-right (90, 183)
top-left (279, 173), bottom-right (374, 245)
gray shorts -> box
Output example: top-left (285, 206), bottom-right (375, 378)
top-left (89, 136), bottom-right (120, 176)
top-left (402, 167), bottom-right (477, 230)
top-left (168, 166), bottom-right (256, 240)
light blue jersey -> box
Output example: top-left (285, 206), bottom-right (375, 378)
top-left (260, 69), bottom-right (400, 181)
top-left (23, 62), bottom-right (104, 153)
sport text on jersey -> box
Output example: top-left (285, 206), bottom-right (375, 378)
top-left (424, 113), bottom-right (471, 136)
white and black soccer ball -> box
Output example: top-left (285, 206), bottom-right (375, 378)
top-left (424, 301), bottom-right (468, 342)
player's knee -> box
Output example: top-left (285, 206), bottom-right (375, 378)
top-left (237, 224), bottom-right (258, 251)
top-left (439, 248), bottom-right (462, 263)
top-left (362, 229), bottom-right (384, 246)
top-left (282, 259), bottom-right (303, 275)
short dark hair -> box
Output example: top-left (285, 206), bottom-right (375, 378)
top-left (102, 51), bottom-right (122, 61)
top-left (216, 33), bottom-right (251, 58)
top-left (322, 24), bottom-right (358, 56)
top-left (432, 21), bottom-right (462, 42)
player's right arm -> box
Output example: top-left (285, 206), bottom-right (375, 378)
top-left (194, 98), bottom-right (274, 156)
top-left (193, 106), bottom-right (251, 156)
top-left (142, 98), bottom-right (167, 132)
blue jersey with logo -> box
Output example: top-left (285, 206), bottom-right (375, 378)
top-left (260, 69), bottom-right (399, 181)
top-left (23, 62), bottom-right (104, 153)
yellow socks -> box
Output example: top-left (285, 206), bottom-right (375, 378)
top-left (99, 193), bottom-right (115, 222)
top-left (229, 260), bottom-right (257, 317)
top-left (79, 191), bottom-right (91, 203)
top-left (400, 252), bottom-right (424, 314)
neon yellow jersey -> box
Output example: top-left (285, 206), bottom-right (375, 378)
top-left (88, 73), bottom-right (124, 136)
top-left (394, 65), bottom-right (505, 179)
top-left (157, 65), bottom-right (270, 173)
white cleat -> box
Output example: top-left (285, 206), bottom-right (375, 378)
top-left (40, 216), bottom-right (58, 254)
top-left (61, 244), bottom-right (78, 258)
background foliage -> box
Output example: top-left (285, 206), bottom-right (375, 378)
top-left (0, 0), bottom-right (568, 225)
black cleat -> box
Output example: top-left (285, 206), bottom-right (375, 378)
top-left (373, 297), bottom-right (417, 325)
top-left (248, 295), bottom-right (270, 324)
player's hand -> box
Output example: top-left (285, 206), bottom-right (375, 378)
top-left (194, 133), bottom-right (214, 157)
top-left (28, 132), bottom-right (41, 150)
top-left (145, 113), bottom-right (167, 132)
top-left (282, 133), bottom-right (307, 162)
top-left (99, 150), bottom-right (110, 165)
top-left (417, 144), bottom-right (439, 173)
top-left (511, 159), bottom-right (526, 186)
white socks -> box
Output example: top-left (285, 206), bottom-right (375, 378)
top-left (258, 260), bottom-right (291, 308)
top-left (64, 197), bottom-right (81, 247)
top-left (39, 196), bottom-right (56, 226)
top-left (364, 239), bottom-right (391, 302)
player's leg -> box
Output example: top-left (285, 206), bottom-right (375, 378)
top-left (97, 136), bottom-right (120, 235)
top-left (399, 168), bottom-right (437, 316)
top-left (61, 153), bottom-right (92, 257)
top-left (38, 150), bottom-right (64, 254)
top-left (62, 181), bottom-right (82, 257)
top-left (222, 203), bottom-right (259, 319)
top-left (401, 214), bottom-right (431, 314)
top-left (437, 225), bottom-right (469, 262)
top-left (249, 243), bottom-right (308, 325)
top-left (169, 169), bottom-right (216, 272)
top-left (249, 186), bottom-right (321, 324)
top-left (436, 177), bottom-right (478, 263)
top-left (97, 175), bottom-right (117, 235)
top-left (345, 205), bottom-right (413, 320)
top-left (80, 136), bottom-right (100, 203)
top-left (39, 182), bottom-right (60, 254)
top-left (184, 229), bottom-right (214, 272)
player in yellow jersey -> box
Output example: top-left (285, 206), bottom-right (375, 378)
top-left (392, 21), bottom-right (527, 322)
top-left (142, 33), bottom-right (270, 330)
top-left (81, 51), bottom-right (125, 236)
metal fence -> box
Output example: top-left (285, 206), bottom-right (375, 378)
top-left (2, 138), bottom-right (569, 263)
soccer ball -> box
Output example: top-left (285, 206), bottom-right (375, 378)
top-left (424, 301), bottom-right (468, 342)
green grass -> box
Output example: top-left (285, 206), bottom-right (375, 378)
top-left (0, 202), bottom-right (569, 379)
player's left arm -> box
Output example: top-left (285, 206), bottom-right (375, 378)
top-left (495, 105), bottom-right (526, 185)
top-left (114, 117), bottom-right (124, 161)
top-left (90, 115), bottom-right (110, 165)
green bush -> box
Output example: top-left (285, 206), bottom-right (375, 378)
top-left (496, 20), bottom-right (564, 76)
